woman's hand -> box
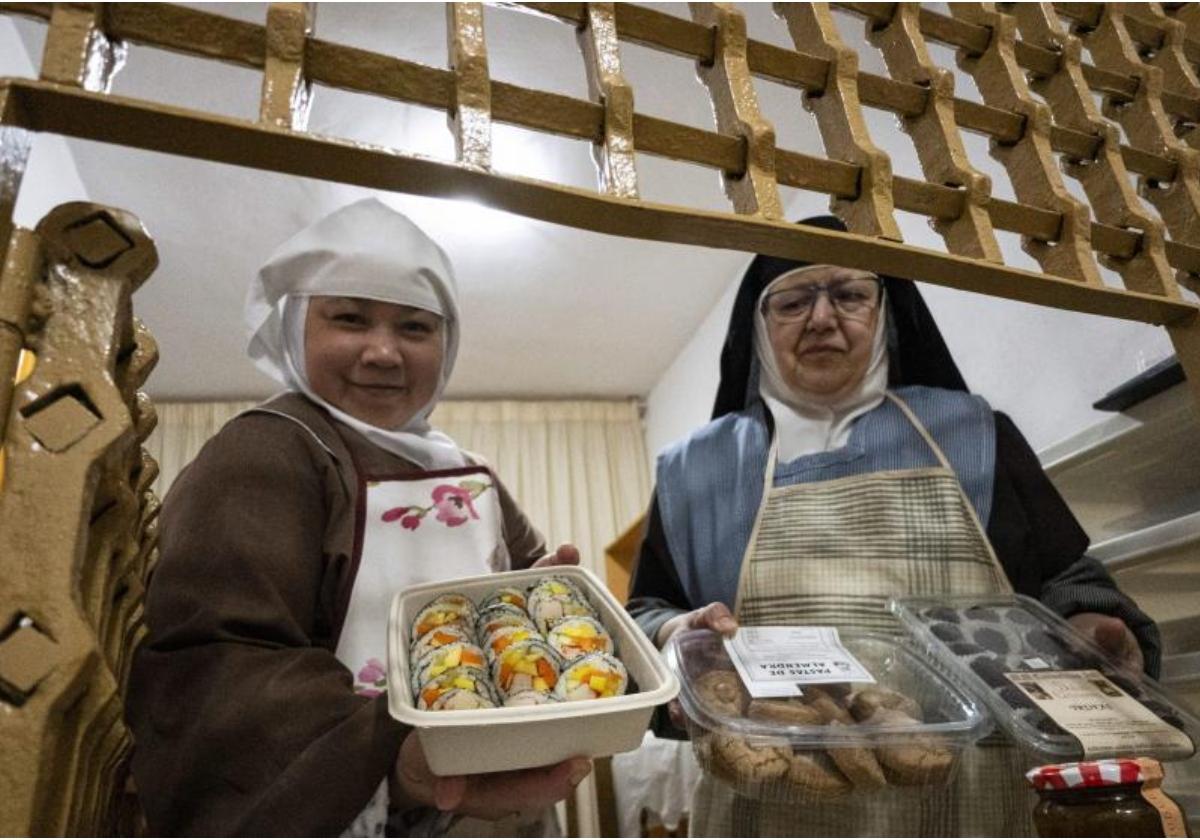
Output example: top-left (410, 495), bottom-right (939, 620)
top-left (532, 543), bottom-right (580, 569)
top-left (655, 601), bottom-right (738, 648)
top-left (655, 602), bottom-right (738, 731)
top-left (393, 731), bottom-right (591, 820)
top-left (1067, 612), bottom-right (1145, 673)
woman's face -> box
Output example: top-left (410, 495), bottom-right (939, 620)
top-left (763, 265), bottom-right (881, 401)
top-left (305, 296), bottom-right (445, 430)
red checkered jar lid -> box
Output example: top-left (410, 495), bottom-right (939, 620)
top-left (1026, 759), bottom-right (1147, 790)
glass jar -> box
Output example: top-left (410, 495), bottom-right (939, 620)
top-left (1026, 759), bottom-right (1189, 838)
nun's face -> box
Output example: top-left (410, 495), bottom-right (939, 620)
top-left (763, 266), bottom-right (880, 400)
top-left (305, 296), bottom-right (444, 430)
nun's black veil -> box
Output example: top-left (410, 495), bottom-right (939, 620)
top-left (712, 215), bottom-right (970, 419)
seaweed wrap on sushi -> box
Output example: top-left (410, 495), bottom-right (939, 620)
top-left (504, 690), bottom-right (561, 708)
top-left (476, 602), bottom-right (537, 640)
top-left (412, 642), bottom-right (488, 687)
top-left (492, 638), bottom-right (562, 698)
top-left (527, 577), bottom-right (596, 634)
top-left (484, 624), bottom-right (540, 663)
top-left (546, 616), bottom-right (614, 661)
top-left (410, 624), bottom-right (475, 663)
top-left (480, 586), bottom-right (527, 612)
top-left (415, 665), bottom-right (495, 710)
top-left (411, 593), bottom-right (478, 639)
top-left (554, 652), bottom-right (628, 701)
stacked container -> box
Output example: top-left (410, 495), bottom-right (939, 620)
top-left (667, 628), bottom-right (989, 803)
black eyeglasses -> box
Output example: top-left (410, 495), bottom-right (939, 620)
top-left (760, 275), bottom-right (882, 323)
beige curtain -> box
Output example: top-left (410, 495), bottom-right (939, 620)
top-left (431, 400), bottom-right (651, 580)
top-left (145, 398), bottom-right (652, 579)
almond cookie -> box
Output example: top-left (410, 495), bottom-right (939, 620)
top-left (694, 669), bottom-right (748, 717)
top-left (711, 733), bottom-right (791, 782)
top-left (788, 750), bottom-right (852, 797)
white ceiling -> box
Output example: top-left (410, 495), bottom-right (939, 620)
top-left (11, 2), bottom-right (846, 402)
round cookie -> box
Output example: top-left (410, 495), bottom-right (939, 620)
top-left (788, 751), bottom-right (852, 797)
top-left (694, 669), bottom-right (748, 718)
top-left (711, 734), bottom-right (791, 783)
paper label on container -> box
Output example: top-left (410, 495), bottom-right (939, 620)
top-left (723, 626), bottom-right (875, 698)
top-left (1004, 669), bottom-right (1194, 758)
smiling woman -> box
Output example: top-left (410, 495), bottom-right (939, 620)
top-left (125, 199), bottom-right (591, 837)
top-left (303, 297), bottom-right (445, 431)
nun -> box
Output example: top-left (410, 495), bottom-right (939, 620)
top-left (127, 198), bottom-right (588, 836)
top-left (627, 216), bottom-right (1158, 835)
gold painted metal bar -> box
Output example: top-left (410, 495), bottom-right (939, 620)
top-left (4, 79), bottom-right (1195, 329)
top-left (0, 229), bottom-right (38, 451)
top-left (40, 3), bottom-right (124, 92)
top-left (776, 3), bottom-right (898, 238)
top-left (259, 3), bottom-right (313, 130)
top-left (689, 3), bottom-right (782, 218)
top-left (867, 3), bottom-right (1000, 260)
top-left (952, 4), bottom-right (1101, 285)
top-left (1078, 7), bottom-right (1200, 255)
top-left (1010, 3), bottom-right (1178, 299)
top-left (578, 3), bottom-right (638, 198)
top-left (1125, 5), bottom-right (1200, 100)
top-left (446, 3), bottom-right (492, 171)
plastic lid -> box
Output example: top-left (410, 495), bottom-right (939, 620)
top-left (1026, 759), bottom-right (1150, 790)
top-left (667, 628), bottom-right (987, 748)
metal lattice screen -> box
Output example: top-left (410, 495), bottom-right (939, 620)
top-left (3, 2), bottom-right (1200, 835)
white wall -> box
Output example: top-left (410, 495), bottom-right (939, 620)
top-left (1, 19), bottom-right (90, 224)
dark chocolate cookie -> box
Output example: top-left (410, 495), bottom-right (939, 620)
top-left (973, 627), bottom-right (1011, 655)
top-left (948, 641), bottom-right (985, 657)
top-left (963, 606), bottom-right (1001, 623)
top-left (969, 656), bottom-right (1010, 689)
top-left (923, 606), bottom-right (962, 625)
top-left (931, 623), bottom-right (964, 644)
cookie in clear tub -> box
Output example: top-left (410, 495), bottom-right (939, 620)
top-left (666, 629), bottom-right (988, 803)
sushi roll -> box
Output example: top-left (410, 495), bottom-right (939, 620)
top-left (483, 624), bottom-right (540, 663)
top-left (476, 603), bottom-right (537, 640)
top-left (554, 652), bottom-right (628, 701)
top-left (412, 642), bottom-right (488, 687)
top-left (481, 587), bottom-right (527, 612)
top-left (504, 690), bottom-right (560, 707)
top-left (415, 665), bottom-right (495, 709)
top-left (492, 639), bottom-right (562, 698)
top-left (527, 577), bottom-right (596, 634)
top-left (411, 593), bottom-right (478, 639)
top-left (410, 624), bottom-right (475, 663)
top-left (546, 616), bottom-right (614, 661)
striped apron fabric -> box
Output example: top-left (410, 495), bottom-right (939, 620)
top-left (691, 393), bottom-right (1034, 837)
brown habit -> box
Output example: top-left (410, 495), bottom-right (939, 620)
top-left (127, 393), bottom-right (547, 836)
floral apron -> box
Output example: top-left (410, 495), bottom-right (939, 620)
top-left (690, 393), bottom-right (1034, 837)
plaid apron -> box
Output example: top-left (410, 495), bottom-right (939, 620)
top-left (691, 393), bottom-right (1034, 836)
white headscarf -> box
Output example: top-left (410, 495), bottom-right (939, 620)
top-left (753, 265), bottom-right (889, 462)
top-left (245, 197), bottom-right (467, 469)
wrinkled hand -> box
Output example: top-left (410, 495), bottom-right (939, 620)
top-left (656, 602), bottom-right (738, 730)
top-left (656, 601), bottom-right (738, 648)
top-left (394, 731), bottom-right (591, 821)
top-left (532, 543), bottom-right (580, 569)
top-left (1067, 612), bottom-right (1144, 673)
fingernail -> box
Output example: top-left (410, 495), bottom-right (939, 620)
top-left (567, 760), bottom-right (592, 787)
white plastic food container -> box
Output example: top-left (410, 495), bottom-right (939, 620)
top-left (387, 566), bottom-right (679, 775)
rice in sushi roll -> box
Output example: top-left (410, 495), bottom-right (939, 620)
top-left (546, 616), bottom-right (614, 661)
top-left (483, 624), bottom-right (540, 663)
top-left (476, 603), bottom-right (537, 640)
top-left (410, 624), bottom-right (475, 663)
top-left (481, 586), bottom-right (527, 612)
top-left (426, 687), bottom-right (496, 711)
top-left (492, 639), bottom-right (562, 698)
top-left (415, 665), bottom-right (495, 709)
top-left (411, 593), bottom-right (478, 639)
top-left (526, 578), bottom-right (596, 634)
top-left (554, 652), bottom-right (628, 701)
top-left (504, 690), bottom-right (560, 707)
top-left (412, 642), bottom-right (488, 686)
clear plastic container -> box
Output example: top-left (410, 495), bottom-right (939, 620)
top-left (387, 566), bottom-right (679, 775)
top-left (892, 593), bottom-right (1199, 765)
top-left (666, 628), bottom-right (989, 803)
